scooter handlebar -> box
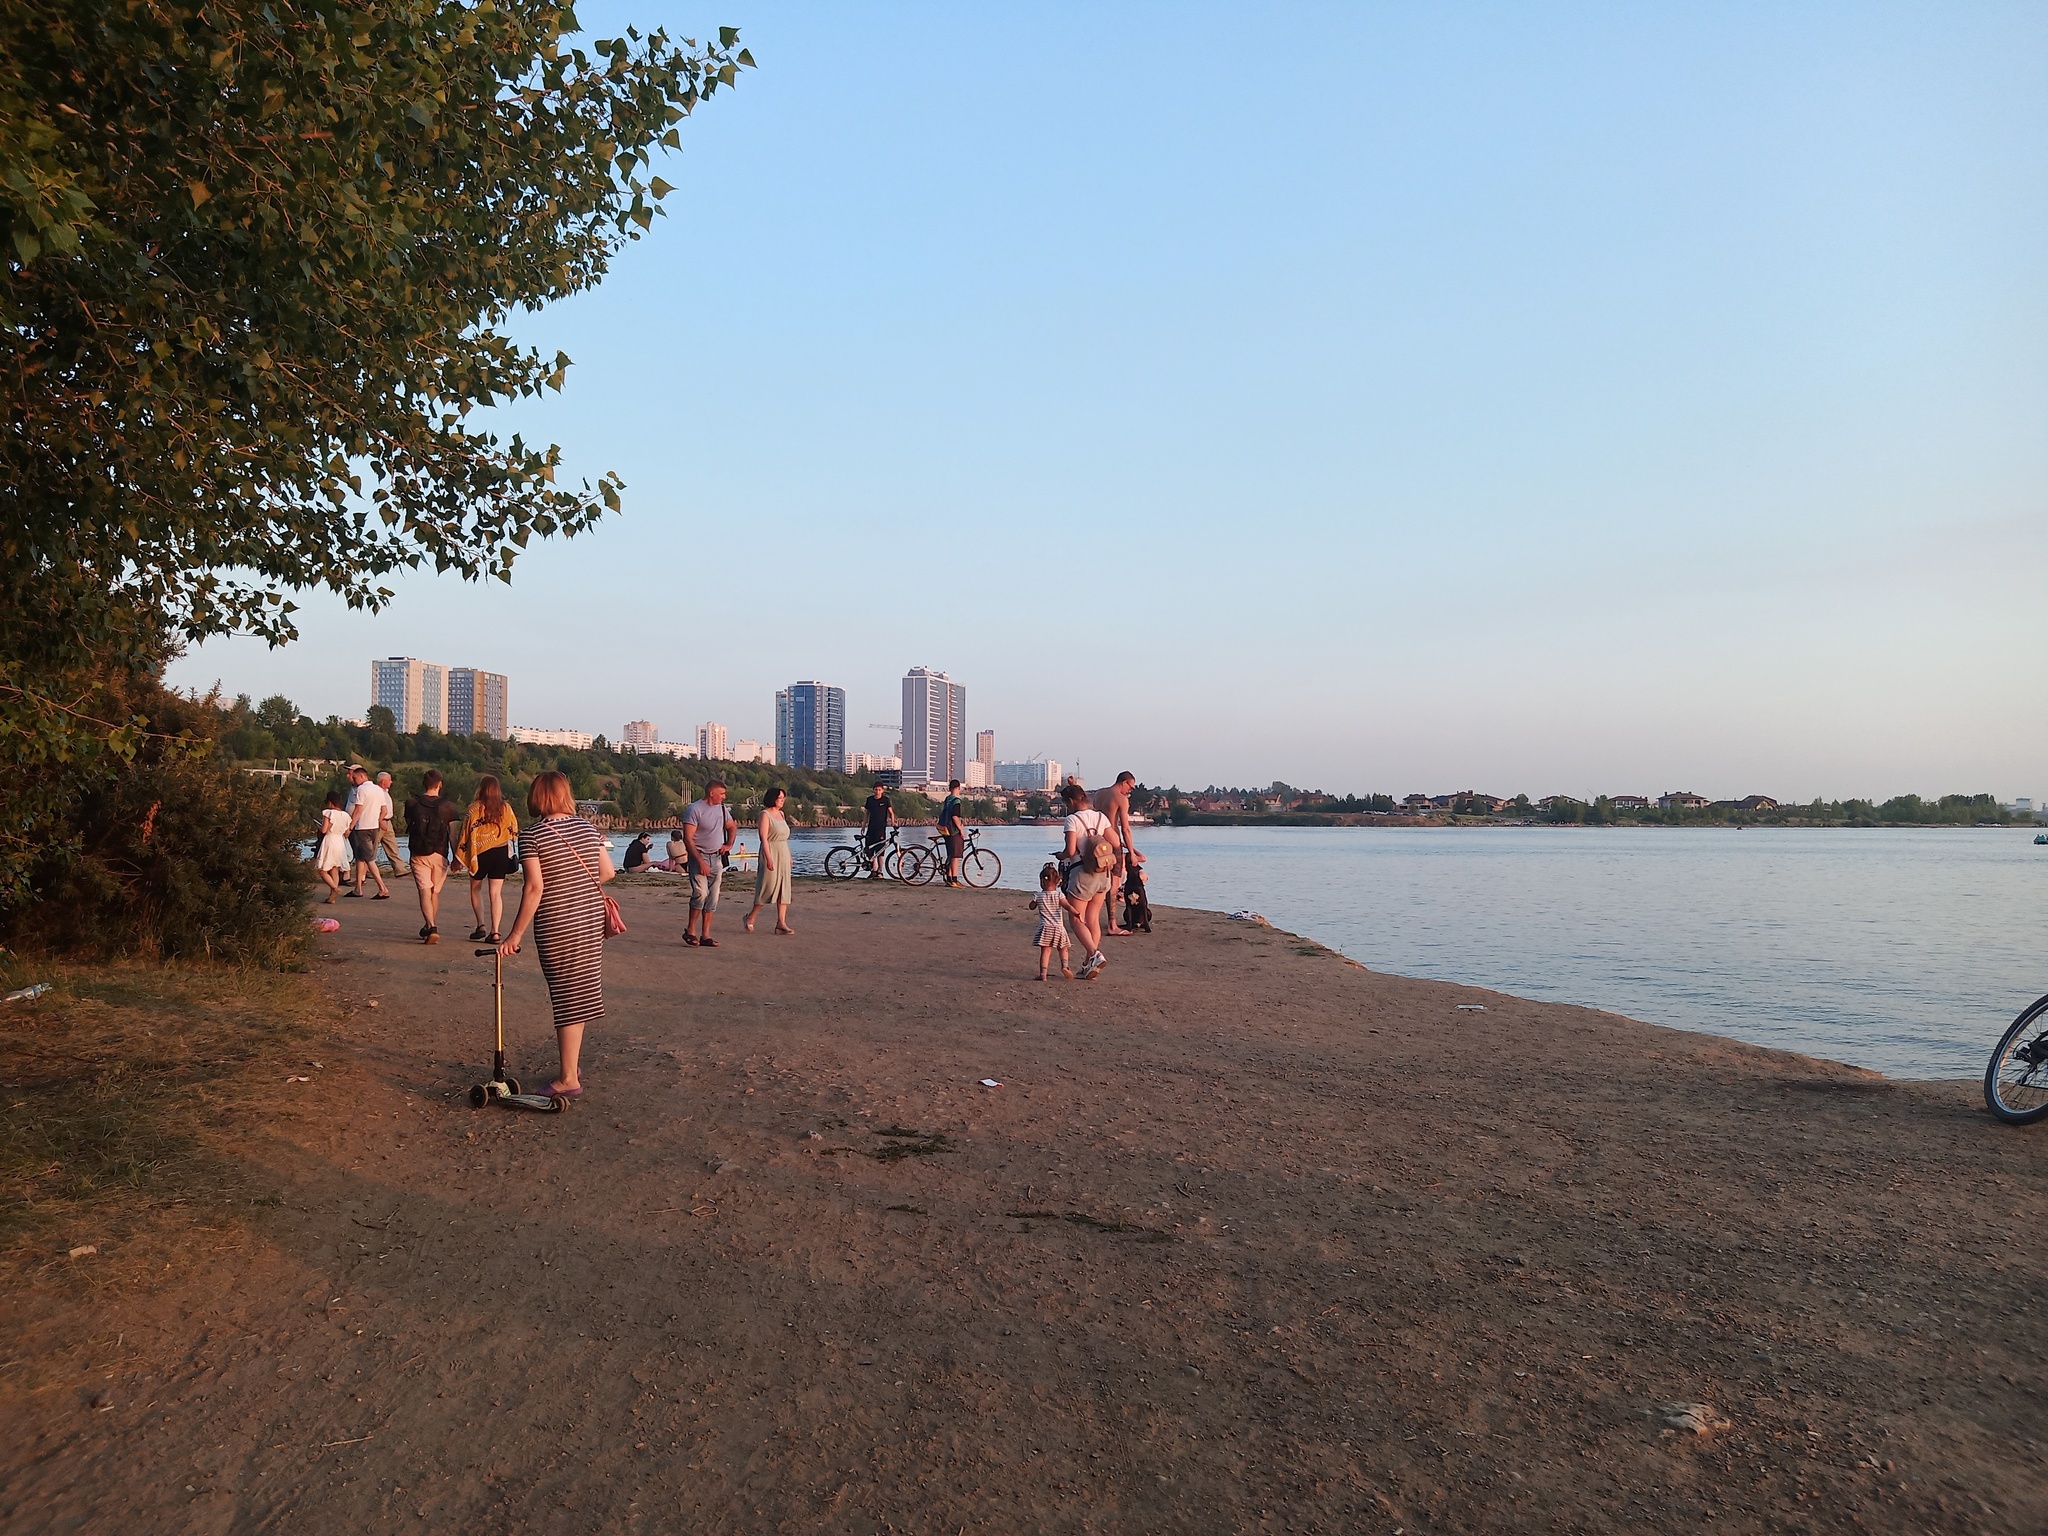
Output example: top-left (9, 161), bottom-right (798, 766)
top-left (475, 947), bottom-right (496, 957)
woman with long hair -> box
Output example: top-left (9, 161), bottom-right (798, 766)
top-left (498, 770), bottom-right (613, 1098)
top-left (744, 786), bottom-right (795, 935)
top-left (314, 790), bottom-right (352, 903)
top-left (456, 773), bottom-right (519, 942)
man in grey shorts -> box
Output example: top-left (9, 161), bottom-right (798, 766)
top-left (680, 779), bottom-right (737, 947)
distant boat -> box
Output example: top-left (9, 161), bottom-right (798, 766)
top-left (2036, 833), bottom-right (2047, 845)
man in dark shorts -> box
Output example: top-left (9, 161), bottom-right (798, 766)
top-left (342, 764), bottom-right (391, 899)
top-left (862, 781), bottom-right (894, 877)
top-left (403, 769), bottom-right (462, 944)
top-left (938, 779), bottom-right (965, 887)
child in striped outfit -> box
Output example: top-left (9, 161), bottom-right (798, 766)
top-left (1034, 863), bottom-right (1072, 981)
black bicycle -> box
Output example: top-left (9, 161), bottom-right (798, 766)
top-left (824, 825), bottom-right (918, 882)
top-left (900, 826), bottom-right (1002, 888)
top-left (1985, 992), bottom-right (2048, 1123)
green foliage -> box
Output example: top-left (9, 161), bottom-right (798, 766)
top-left (0, 1), bottom-right (751, 898)
top-left (0, 675), bottom-right (307, 964)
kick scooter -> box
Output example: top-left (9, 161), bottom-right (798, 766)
top-left (469, 947), bottom-right (565, 1113)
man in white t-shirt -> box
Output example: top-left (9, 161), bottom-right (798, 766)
top-left (341, 764), bottom-right (393, 899)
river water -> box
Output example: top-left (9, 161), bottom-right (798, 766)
top-left (678, 824), bottom-right (2044, 1081)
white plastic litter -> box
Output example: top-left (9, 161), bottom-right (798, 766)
top-left (1226, 911), bottom-right (1269, 925)
top-left (4, 984), bottom-right (51, 1004)
top-left (979, 1079), bottom-right (1002, 1089)
top-left (1455, 1004), bottom-right (1487, 1012)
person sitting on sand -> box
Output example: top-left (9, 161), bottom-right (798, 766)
top-left (650, 827), bottom-right (689, 872)
top-left (1034, 862), bottom-right (1073, 980)
top-left (623, 831), bottom-right (653, 873)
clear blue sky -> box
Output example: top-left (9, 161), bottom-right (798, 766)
top-left (170, 3), bottom-right (2048, 801)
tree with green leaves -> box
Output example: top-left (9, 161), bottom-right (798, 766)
top-left (0, 1), bottom-right (750, 910)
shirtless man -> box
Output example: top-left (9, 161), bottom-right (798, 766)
top-left (1092, 771), bottom-right (1145, 935)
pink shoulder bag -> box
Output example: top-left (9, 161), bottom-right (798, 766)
top-left (562, 824), bottom-right (627, 936)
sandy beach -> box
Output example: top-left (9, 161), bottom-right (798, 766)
top-left (4, 875), bottom-right (2043, 1534)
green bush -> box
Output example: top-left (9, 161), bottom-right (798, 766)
top-left (0, 675), bottom-right (308, 965)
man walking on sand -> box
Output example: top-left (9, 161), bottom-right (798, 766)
top-left (404, 769), bottom-right (462, 944)
top-left (342, 764), bottom-right (392, 899)
top-left (1093, 771), bottom-right (1145, 935)
top-left (681, 780), bottom-right (737, 947)
top-left (374, 770), bottom-right (410, 878)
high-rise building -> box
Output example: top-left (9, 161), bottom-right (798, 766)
top-left (730, 740), bottom-right (773, 765)
top-left (846, 752), bottom-right (903, 775)
top-left (901, 667), bottom-right (966, 786)
top-left (696, 721), bottom-right (730, 761)
top-left (623, 720), bottom-right (658, 750)
top-left (775, 681), bottom-right (845, 773)
top-left (975, 730), bottom-right (995, 776)
top-left (995, 759), bottom-right (1062, 792)
top-left (371, 657), bottom-right (449, 734)
top-left (446, 667), bottom-right (508, 737)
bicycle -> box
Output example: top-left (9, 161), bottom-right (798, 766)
top-left (823, 825), bottom-right (919, 882)
top-left (1985, 991), bottom-right (2048, 1123)
top-left (899, 826), bottom-right (1002, 888)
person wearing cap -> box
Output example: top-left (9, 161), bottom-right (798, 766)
top-left (341, 764), bottom-right (393, 899)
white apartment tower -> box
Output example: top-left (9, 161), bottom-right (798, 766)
top-left (901, 667), bottom-right (967, 786)
top-left (623, 720), bottom-right (658, 750)
top-left (371, 656), bottom-right (447, 734)
top-left (696, 721), bottom-right (730, 761)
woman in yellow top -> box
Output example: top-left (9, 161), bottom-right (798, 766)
top-left (456, 774), bottom-right (519, 942)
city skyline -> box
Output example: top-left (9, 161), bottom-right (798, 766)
top-left (169, 8), bottom-right (2048, 801)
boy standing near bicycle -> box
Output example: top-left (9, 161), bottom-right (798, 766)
top-left (862, 780), bottom-right (894, 877)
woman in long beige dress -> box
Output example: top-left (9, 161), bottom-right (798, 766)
top-left (744, 787), bottom-right (794, 935)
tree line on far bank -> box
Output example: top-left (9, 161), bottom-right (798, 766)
top-left (1153, 784), bottom-right (2022, 828)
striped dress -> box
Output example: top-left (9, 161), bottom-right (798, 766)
top-left (523, 815), bottom-right (608, 1030)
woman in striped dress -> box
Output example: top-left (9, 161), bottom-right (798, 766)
top-left (498, 771), bottom-right (614, 1098)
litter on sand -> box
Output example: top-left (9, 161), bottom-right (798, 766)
top-left (1226, 911), bottom-right (1269, 926)
top-left (1455, 1004), bottom-right (1487, 1012)
top-left (979, 1078), bottom-right (1002, 1089)
top-left (68, 1245), bottom-right (97, 1259)
top-left (4, 984), bottom-right (51, 1004)
top-left (310, 916), bottom-right (340, 933)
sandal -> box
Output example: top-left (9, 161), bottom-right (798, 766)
top-left (683, 933), bottom-right (699, 947)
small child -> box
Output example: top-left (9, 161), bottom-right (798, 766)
top-left (1033, 862), bottom-right (1073, 980)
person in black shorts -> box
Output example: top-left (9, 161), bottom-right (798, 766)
top-left (938, 779), bottom-right (965, 886)
top-left (862, 781), bottom-right (894, 877)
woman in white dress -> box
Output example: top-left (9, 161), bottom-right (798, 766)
top-left (314, 791), bottom-right (353, 904)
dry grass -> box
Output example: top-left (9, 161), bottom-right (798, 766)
top-left (0, 952), bottom-right (317, 1254)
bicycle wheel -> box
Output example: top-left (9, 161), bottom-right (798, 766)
top-left (1985, 993), bottom-right (2048, 1124)
top-left (905, 845), bottom-right (943, 885)
top-left (824, 845), bottom-right (862, 880)
top-left (961, 846), bottom-right (1002, 888)
top-left (888, 845), bottom-right (926, 883)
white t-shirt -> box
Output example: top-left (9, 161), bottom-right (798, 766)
top-left (1064, 807), bottom-right (1111, 854)
top-left (348, 781), bottom-right (391, 832)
